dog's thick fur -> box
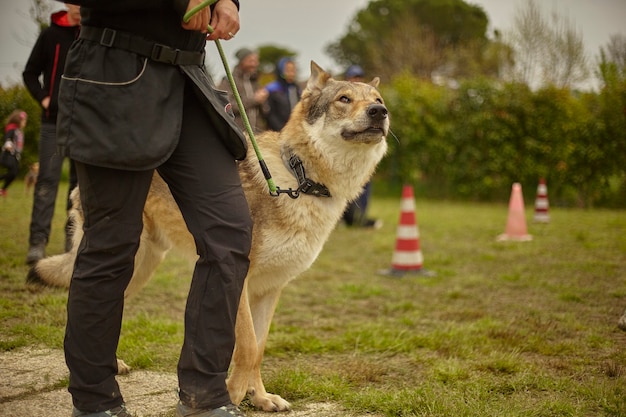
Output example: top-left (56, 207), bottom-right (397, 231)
top-left (28, 62), bottom-right (389, 412)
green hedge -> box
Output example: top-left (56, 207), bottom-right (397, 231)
top-left (380, 74), bottom-right (626, 208)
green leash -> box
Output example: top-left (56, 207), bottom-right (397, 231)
top-left (184, 0), bottom-right (278, 195)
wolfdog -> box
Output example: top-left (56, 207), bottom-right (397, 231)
top-left (28, 61), bottom-right (389, 412)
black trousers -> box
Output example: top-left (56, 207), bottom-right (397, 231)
top-left (28, 122), bottom-right (77, 246)
top-left (64, 82), bottom-right (253, 412)
top-left (0, 153), bottom-right (19, 189)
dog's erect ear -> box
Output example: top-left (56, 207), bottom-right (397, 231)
top-left (307, 61), bottom-right (332, 93)
top-left (369, 77), bottom-right (380, 88)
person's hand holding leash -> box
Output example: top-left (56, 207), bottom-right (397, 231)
top-left (183, 0), bottom-right (239, 40)
top-left (207, 0), bottom-right (240, 41)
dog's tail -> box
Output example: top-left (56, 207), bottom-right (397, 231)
top-left (26, 185), bottom-right (174, 298)
top-left (26, 208), bottom-right (82, 289)
top-left (26, 251), bottom-right (76, 288)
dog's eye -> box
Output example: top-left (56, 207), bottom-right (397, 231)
top-left (376, 98), bottom-right (383, 104)
top-left (339, 96), bottom-right (351, 104)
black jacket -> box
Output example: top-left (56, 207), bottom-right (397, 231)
top-left (23, 10), bottom-right (80, 124)
top-left (56, 0), bottom-right (247, 169)
top-left (76, 0), bottom-right (206, 52)
top-left (264, 78), bottom-right (300, 132)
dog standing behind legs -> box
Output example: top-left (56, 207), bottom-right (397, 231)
top-left (28, 61), bottom-right (390, 412)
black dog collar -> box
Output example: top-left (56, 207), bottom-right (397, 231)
top-left (280, 148), bottom-right (331, 198)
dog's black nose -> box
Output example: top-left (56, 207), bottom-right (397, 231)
top-left (367, 104), bottom-right (388, 121)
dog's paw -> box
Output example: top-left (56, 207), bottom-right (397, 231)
top-left (249, 389), bottom-right (291, 412)
top-left (117, 359), bottom-right (132, 375)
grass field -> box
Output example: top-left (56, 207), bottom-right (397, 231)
top-left (1, 178), bottom-right (625, 416)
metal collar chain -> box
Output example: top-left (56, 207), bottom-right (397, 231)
top-left (273, 149), bottom-right (331, 199)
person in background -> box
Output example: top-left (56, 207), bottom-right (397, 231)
top-left (219, 47), bottom-right (268, 133)
top-left (54, 0), bottom-right (252, 416)
top-left (0, 110), bottom-right (28, 197)
top-left (264, 56), bottom-right (300, 131)
top-left (341, 64), bottom-right (382, 229)
top-left (23, 3), bottom-right (81, 265)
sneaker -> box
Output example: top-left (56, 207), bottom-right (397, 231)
top-left (176, 402), bottom-right (247, 417)
top-left (362, 218), bottom-right (383, 229)
top-left (26, 242), bottom-right (46, 265)
top-left (72, 404), bottom-right (131, 417)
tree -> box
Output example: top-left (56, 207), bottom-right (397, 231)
top-left (9, 0), bottom-right (53, 53)
top-left (326, 0), bottom-right (499, 82)
top-left (28, 0), bottom-right (53, 31)
top-left (506, 0), bottom-right (589, 89)
top-left (597, 34), bottom-right (626, 80)
top-left (594, 34), bottom-right (626, 204)
top-left (257, 45), bottom-right (297, 75)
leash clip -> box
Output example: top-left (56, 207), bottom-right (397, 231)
top-left (271, 187), bottom-right (300, 199)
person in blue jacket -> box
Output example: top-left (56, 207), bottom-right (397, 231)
top-left (264, 56), bottom-right (301, 131)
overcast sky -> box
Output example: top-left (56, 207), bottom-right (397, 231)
top-left (1, 0), bottom-right (625, 87)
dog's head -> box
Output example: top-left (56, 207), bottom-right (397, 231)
top-left (276, 62), bottom-right (389, 201)
top-left (293, 61), bottom-right (389, 147)
top-left (30, 162), bottom-right (40, 174)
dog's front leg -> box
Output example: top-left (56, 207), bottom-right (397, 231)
top-left (228, 284), bottom-right (291, 411)
top-left (246, 288), bottom-right (290, 411)
top-left (227, 281), bottom-right (258, 405)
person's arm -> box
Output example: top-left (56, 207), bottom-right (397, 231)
top-left (22, 34), bottom-right (48, 106)
top-left (54, 0), bottom-right (193, 22)
top-left (2, 131), bottom-right (16, 153)
top-left (55, 0), bottom-right (181, 11)
top-left (55, 0), bottom-right (238, 19)
top-left (56, 0), bottom-right (239, 37)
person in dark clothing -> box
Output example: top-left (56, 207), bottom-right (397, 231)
top-left (341, 65), bottom-right (382, 229)
top-left (1, 110), bottom-right (28, 196)
top-left (218, 47), bottom-right (268, 133)
top-left (53, 1), bottom-right (252, 416)
top-left (23, 3), bottom-right (81, 265)
top-left (264, 56), bottom-right (300, 131)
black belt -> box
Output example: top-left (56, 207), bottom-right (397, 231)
top-left (79, 26), bottom-right (205, 66)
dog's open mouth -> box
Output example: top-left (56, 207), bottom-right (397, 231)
top-left (341, 127), bottom-right (386, 140)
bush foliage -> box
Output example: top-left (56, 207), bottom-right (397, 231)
top-left (380, 74), bottom-right (626, 207)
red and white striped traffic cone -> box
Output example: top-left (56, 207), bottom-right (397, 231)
top-left (533, 178), bottom-right (550, 223)
top-left (379, 184), bottom-right (434, 277)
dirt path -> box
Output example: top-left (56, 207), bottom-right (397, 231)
top-left (0, 348), bottom-right (375, 417)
